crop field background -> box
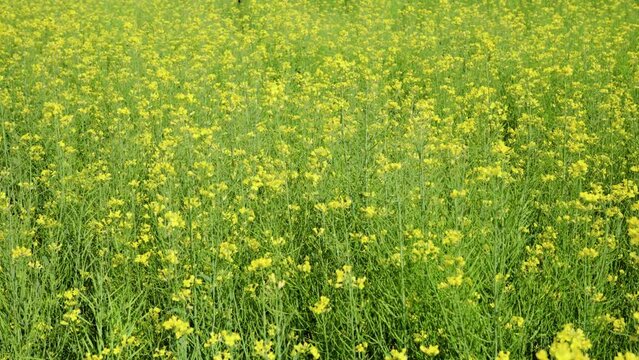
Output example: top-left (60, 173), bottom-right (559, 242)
top-left (1, 0), bottom-right (639, 359)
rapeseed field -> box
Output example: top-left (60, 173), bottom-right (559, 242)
top-left (1, 0), bottom-right (638, 358)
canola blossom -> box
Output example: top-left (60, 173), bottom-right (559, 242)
top-left (0, 0), bottom-right (638, 358)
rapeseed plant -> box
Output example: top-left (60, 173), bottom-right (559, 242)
top-left (0, 0), bottom-right (638, 358)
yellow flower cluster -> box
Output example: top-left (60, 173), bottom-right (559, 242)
top-left (536, 324), bottom-right (591, 360)
top-left (1, 0), bottom-right (638, 358)
top-left (310, 296), bottom-right (331, 315)
top-left (162, 316), bottom-right (193, 339)
top-left (291, 342), bottom-right (320, 359)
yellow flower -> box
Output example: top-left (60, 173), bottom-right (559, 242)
top-left (628, 217), bottom-right (639, 246)
top-left (385, 348), bottom-right (407, 360)
top-left (164, 211), bottom-right (186, 229)
top-left (162, 316), bottom-right (193, 339)
top-left (360, 206), bottom-right (378, 218)
top-left (292, 342), bottom-right (320, 359)
top-left (547, 324), bottom-right (591, 359)
top-left (297, 259), bottom-right (312, 273)
top-left (221, 331), bottom-right (241, 347)
top-left (612, 317), bottom-right (626, 333)
top-left (219, 242), bottom-right (238, 262)
top-left (355, 342), bottom-right (368, 353)
top-left (205, 330), bottom-right (241, 348)
top-left (497, 351), bottom-right (510, 360)
top-left (536, 349), bottom-right (549, 360)
top-left (61, 288), bottom-right (82, 307)
top-left (0, 192), bottom-right (10, 212)
top-left (162, 250), bottom-right (179, 265)
top-left (442, 229), bottom-right (462, 245)
top-left (309, 346), bottom-right (320, 359)
top-left (254, 340), bottom-right (275, 360)
top-left (578, 247), bottom-right (599, 258)
top-left (60, 308), bottom-right (81, 326)
top-left (492, 140), bottom-right (511, 155)
top-left (327, 196), bottom-right (352, 210)
top-left (11, 246), bottom-right (32, 259)
top-left (505, 316), bottom-right (525, 329)
top-left (615, 352), bottom-right (639, 360)
top-left (310, 296), bottom-right (331, 315)
top-left (332, 265), bottom-right (351, 288)
top-left (568, 160), bottom-right (588, 178)
top-left (353, 277), bottom-right (367, 290)
top-left (420, 344), bottom-right (440, 356)
top-left (134, 251), bottom-right (152, 266)
top-left (248, 257), bottom-right (273, 272)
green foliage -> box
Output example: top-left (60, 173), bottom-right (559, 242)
top-left (0, 0), bottom-right (638, 359)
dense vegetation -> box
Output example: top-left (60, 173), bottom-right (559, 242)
top-left (1, 0), bottom-right (638, 358)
